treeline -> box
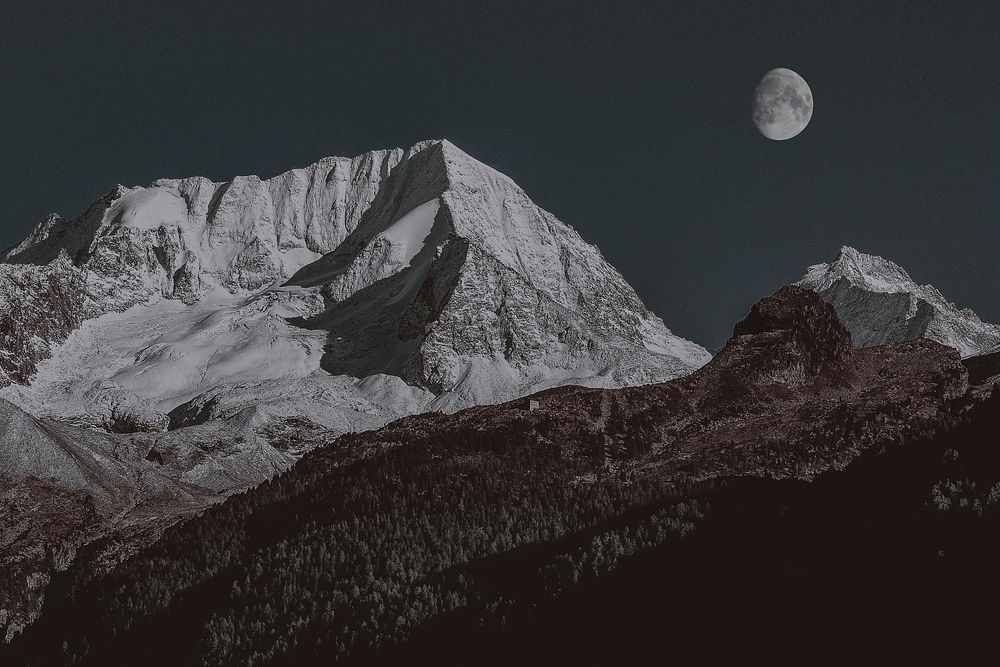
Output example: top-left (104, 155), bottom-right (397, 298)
top-left (8, 385), bottom-right (998, 666)
top-left (399, 387), bottom-right (1000, 665)
top-left (5, 422), bottom-right (709, 666)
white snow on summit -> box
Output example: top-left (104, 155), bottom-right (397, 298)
top-left (287, 140), bottom-right (711, 402)
top-left (799, 246), bottom-right (1000, 358)
top-left (0, 139), bottom-right (710, 432)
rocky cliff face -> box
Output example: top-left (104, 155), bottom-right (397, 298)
top-left (0, 256), bottom-right (87, 386)
top-left (799, 246), bottom-right (1000, 357)
top-left (0, 140), bottom-right (709, 431)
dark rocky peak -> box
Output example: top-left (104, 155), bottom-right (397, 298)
top-left (732, 285), bottom-right (850, 344)
top-left (716, 285), bottom-right (854, 384)
top-left (732, 285), bottom-right (851, 354)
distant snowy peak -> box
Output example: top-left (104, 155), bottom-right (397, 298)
top-left (800, 246), bottom-right (919, 294)
top-left (798, 246), bottom-right (1000, 357)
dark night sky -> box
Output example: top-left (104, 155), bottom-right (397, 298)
top-left (2, 1), bottom-right (998, 350)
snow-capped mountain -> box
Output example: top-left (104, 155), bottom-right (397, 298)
top-left (286, 140), bottom-right (710, 409)
top-left (0, 140), bottom-right (709, 431)
top-left (0, 140), bottom-right (710, 636)
top-left (798, 246), bottom-right (1000, 357)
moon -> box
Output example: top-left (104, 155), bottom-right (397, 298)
top-left (752, 68), bottom-right (813, 140)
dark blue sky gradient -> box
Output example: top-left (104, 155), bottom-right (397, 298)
top-left (2, 1), bottom-right (998, 349)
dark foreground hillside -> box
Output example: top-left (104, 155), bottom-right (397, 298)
top-left (397, 388), bottom-right (1000, 666)
top-left (4, 287), bottom-right (997, 665)
top-left (8, 389), bottom-right (1000, 666)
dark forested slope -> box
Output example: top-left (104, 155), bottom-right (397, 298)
top-left (4, 286), bottom-right (992, 666)
top-left (425, 387), bottom-right (1000, 666)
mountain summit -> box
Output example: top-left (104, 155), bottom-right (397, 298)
top-left (798, 246), bottom-right (1000, 358)
top-left (0, 140), bottom-right (709, 430)
top-left (286, 140), bottom-right (710, 406)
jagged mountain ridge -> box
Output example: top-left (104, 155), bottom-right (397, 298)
top-left (342, 285), bottom-right (969, 485)
top-left (799, 246), bottom-right (1000, 358)
top-left (0, 147), bottom-right (405, 389)
top-left (1, 140), bottom-right (709, 430)
top-left (3, 147), bottom-right (404, 301)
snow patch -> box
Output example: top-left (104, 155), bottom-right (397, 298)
top-left (373, 198), bottom-right (439, 269)
top-left (104, 188), bottom-right (188, 232)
